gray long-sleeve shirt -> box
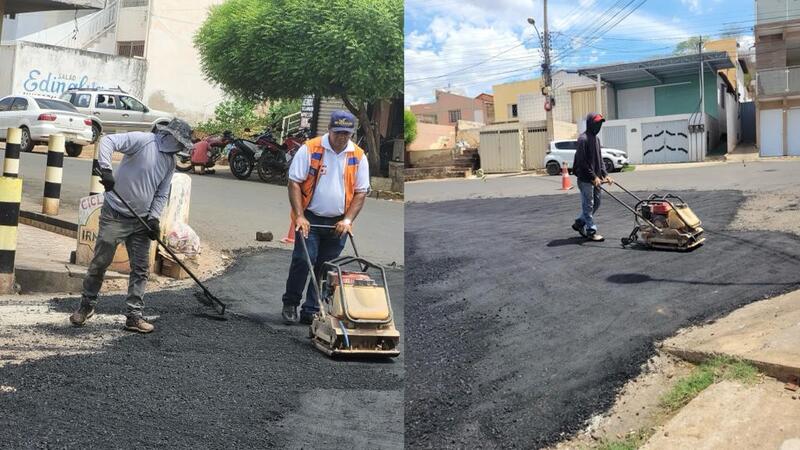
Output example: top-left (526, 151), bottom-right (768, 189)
top-left (98, 132), bottom-right (178, 219)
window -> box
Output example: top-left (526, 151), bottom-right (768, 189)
top-left (554, 141), bottom-right (578, 150)
top-left (35, 98), bottom-right (79, 112)
top-left (510, 104), bottom-right (518, 118)
top-left (95, 94), bottom-right (119, 109)
top-left (119, 95), bottom-right (146, 112)
top-left (0, 97), bottom-right (13, 112)
top-left (117, 41), bottom-right (145, 58)
top-left (10, 98), bottom-right (28, 111)
top-left (448, 109), bottom-right (462, 123)
top-left (76, 94), bottom-right (92, 108)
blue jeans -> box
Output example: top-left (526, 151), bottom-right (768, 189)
top-left (576, 180), bottom-right (602, 233)
top-left (282, 211), bottom-right (347, 315)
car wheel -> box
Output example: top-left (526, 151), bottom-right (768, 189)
top-left (603, 158), bottom-right (614, 174)
top-left (19, 127), bottom-right (34, 152)
top-left (546, 161), bottom-right (562, 176)
top-left (65, 143), bottom-right (83, 157)
top-left (91, 123), bottom-right (101, 144)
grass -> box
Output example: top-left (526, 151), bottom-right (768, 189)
top-left (594, 357), bottom-right (758, 450)
top-left (621, 165), bottom-right (636, 172)
top-left (660, 356), bottom-right (759, 412)
top-left (597, 429), bottom-right (650, 450)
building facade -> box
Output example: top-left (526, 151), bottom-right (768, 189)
top-left (754, 0), bottom-right (800, 157)
top-left (409, 90), bottom-right (494, 125)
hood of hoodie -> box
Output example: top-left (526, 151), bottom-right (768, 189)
top-left (585, 112), bottom-right (604, 136)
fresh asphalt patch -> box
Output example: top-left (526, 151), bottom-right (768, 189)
top-left (405, 190), bottom-right (800, 449)
top-left (0, 248), bottom-right (404, 449)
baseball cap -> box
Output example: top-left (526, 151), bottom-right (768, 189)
top-left (329, 110), bottom-right (356, 133)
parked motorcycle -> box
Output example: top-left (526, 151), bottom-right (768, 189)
top-left (255, 128), bottom-right (311, 183)
top-left (177, 130), bottom-right (233, 174)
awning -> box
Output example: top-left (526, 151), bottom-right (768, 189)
top-left (3, 0), bottom-right (104, 14)
top-left (577, 52), bottom-right (734, 87)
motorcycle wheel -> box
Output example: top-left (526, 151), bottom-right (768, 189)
top-left (229, 150), bottom-right (254, 180)
top-left (176, 153), bottom-right (193, 172)
top-left (256, 153), bottom-right (286, 184)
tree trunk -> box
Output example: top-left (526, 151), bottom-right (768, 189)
top-left (341, 94), bottom-right (381, 176)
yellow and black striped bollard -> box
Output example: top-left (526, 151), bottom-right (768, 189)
top-left (89, 143), bottom-right (103, 195)
top-left (43, 134), bottom-right (65, 216)
top-left (3, 128), bottom-right (22, 178)
top-left (0, 176), bottom-right (22, 294)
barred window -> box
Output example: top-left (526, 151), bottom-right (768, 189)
top-left (448, 109), bottom-right (462, 123)
top-left (117, 41), bottom-right (145, 58)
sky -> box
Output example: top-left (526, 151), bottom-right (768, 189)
top-left (405, 0), bottom-right (757, 105)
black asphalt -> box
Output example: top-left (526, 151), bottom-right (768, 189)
top-left (0, 248), bottom-right (404, 449)
top-left (405, 190), bottom-right (800, 449)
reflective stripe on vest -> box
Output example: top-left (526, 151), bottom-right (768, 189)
top-left (296, 137), bottom-right (364, 218)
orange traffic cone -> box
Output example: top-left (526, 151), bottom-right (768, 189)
top-left (560, 161), bottom-right (573, 191)
top-left (280, 216), bottom-right (296, 244)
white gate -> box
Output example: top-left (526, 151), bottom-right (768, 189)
top-left (787, 108), bottom-right (800, 156)
top-left (759, 109), bottom-right (784, 157)
top-left (641, 120), bottom-right (691, 164)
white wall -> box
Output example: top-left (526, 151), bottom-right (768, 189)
top-left (142, 0), bottom-right (226, 124)
top-left (0, 41), bottom-right (146, 98)
top-left (117, 6), bottom-right (148, 42)
top-left (1, 9), bottom-right (93, 43)
top-left (617, 86), bottom-right (655, 119)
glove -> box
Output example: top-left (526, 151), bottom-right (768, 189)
top-left (146, 217), bottom-right (160, 241)
top-left (99, 168), bottom-right (115, 192)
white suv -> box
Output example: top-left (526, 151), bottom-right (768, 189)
top-left (544, 139), bottom-right (629, 176)
top-left (59, 88), bottom-right (174, 143)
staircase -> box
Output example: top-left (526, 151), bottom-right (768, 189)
top-left (54, 0), bottom-right (120, 50)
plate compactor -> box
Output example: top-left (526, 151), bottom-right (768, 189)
top-left (600, 182), bottom-right (705, 251)
top-left (299, 225), bottom-right (400, 358)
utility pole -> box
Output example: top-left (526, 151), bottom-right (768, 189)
top-left (698, 36), bottom-right (705, 128)
top-left (542, 0), bottom-right (554, 144)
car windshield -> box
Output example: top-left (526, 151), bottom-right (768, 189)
top-left (36, 98), bottom-right (79, 112)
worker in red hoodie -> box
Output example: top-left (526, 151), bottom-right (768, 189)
top-left (572, 113), bottom-right (614, 242)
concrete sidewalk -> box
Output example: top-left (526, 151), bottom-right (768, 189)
top-left (643, 379), bottom-right (800, 450)
top-left (643, 289), bottom-right (800, 448)
top-left (662, 289), bottom-right (800, 382)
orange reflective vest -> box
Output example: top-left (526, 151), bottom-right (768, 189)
top-left (292, 137), bottom-right (365, 219)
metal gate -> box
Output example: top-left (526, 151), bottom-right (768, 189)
top-left (479, 128), bottom-right (523, 173)
top-left (600, 125), bottom-right (627, 153)
top-left (759, 109), bottom-right (784, 157)
top-left (641, 120), bottom-right (692, 164)
top-left (740, 101), bottom-right (756, 143)
top-left (523, 126), bottom-right (547, 170)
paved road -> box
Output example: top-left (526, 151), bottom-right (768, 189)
top-left (0, 248), bottom-right (404, 449)
top-left (3, 149), bottom-right (404, 265)
top-left (406, 159), bottom-right (800, 203)
top-left (405, 190), bottom-right (800, 448)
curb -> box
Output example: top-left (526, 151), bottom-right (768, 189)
top-left (19, 210), bottom-right (78, 239)
top-left (661, 345), bottom-right (800, 383)
top-left (14, 263), bottom-right (127, 295)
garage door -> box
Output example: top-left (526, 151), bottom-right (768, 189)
top-left (759, 109), bottom-right (784, 157)
top-left (787, 108), bottom-right (800, 156)
top-left (641, 120), bottom-right (690, 164)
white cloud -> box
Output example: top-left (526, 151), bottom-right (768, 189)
top-left (405, 18), bottom-right (541, 105)
top-left (680, 0), bottom-right (702, 14)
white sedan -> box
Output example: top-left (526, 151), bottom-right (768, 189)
top-left (0, 95), bottom-right (94, 157)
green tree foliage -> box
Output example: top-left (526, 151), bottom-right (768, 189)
top-left (194, 0), bottom-right (403, 172)
top-left (674, 36), bottom-right (710, 55)
top-left (404, 110), bottom-right (417, 146)
top-left (196, 98), bottom-right (302, 137)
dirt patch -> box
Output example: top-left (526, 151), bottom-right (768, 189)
top-left (549, 352), bottom-right (693, 449)
top-left (730, 191), bottom-right (800, 237)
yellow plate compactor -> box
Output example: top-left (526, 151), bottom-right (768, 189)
top-left (299, 225), bottom-right (400, 358)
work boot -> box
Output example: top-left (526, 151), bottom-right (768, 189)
top-left (125, 315), bottom-right (154, 334)
top-left (586, 230), bottom-right (605, 242)
top-left (299, 311), bottom-right (315, 325)
top-left (204, 168), bottom-right (216, 175)
top-left (69, 303), bottom-right (95, 326)
top-left (282, 305), bottom-right (298, 324)
top-left (572, 219), bottom-right (586, 236)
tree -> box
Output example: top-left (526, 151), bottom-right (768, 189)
top-left (674, 36), bottom-right (710, 55)
top-left (404, 110), bottom-right (417, 147)
top-left (194, 0), bottom-right (403, 174)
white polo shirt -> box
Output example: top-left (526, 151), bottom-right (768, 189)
top-left (288, 133), bottom-right (370, 217)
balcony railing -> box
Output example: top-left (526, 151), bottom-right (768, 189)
top-left (757, 66), bottom-right (800, 96)
top-left (757, 0), bottom-right (800, 26)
